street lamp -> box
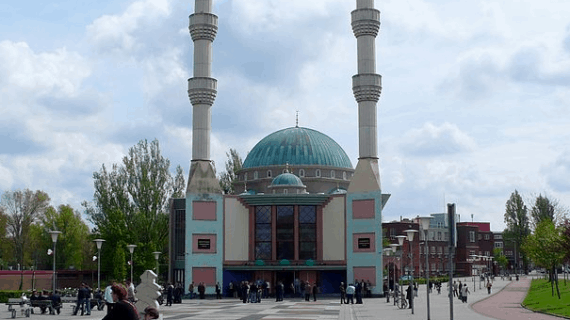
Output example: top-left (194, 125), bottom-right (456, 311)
top-left (396, 235), bottom-right (407, 289)
top-left (418, 216), bottom-right (433, 320)
top-left (48, 230), bottom-right (61, 293)
top-left (127, 244), bottom-right (137, 283)
top-left (94, 239), bottom-right (105, 291)
top-left (383, 248), bottom-right (392, 302)
top-left (390, 243), bottom-right (401, 306)
top-left (403, 229), bottom-right (418, 314)
top-left (152, 251), bottom-right (161, 278)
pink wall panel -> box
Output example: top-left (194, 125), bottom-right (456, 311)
top-left (192, 234), bottom-right (217, 253)
top-left (352, 199), bottom-right (375, 219)
top-left (192, 267), bottom-right (216, 285)
top-left (193, 201), bottom-right (216, 220)
top-left (353, 266), bottom-right (376, 286)
top-left (352, 233), bottom-right (375, 253)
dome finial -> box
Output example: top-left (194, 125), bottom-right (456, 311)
top-left (285, 162), bottom-right (290, 173)
top-left (244, 181), bottom-right (248, 193)
top-left (295, 110), bottom-right (299, 127)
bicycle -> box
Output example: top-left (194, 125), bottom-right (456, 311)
top-left (392, 291), bottom-right (408, 309)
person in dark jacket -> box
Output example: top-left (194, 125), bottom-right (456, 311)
top-left (102, 284), bottom-right (139, 320)
top-left (312, 283), bottom-right (318, 301)
top-left (166, 283), bottom-right (173, 306)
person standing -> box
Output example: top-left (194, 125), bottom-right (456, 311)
top-left (304, 282), bottom-right (311, 301)
top-left (312, 282), bottom-right (318, 301)
top-left (406, 284), bottom-right (413, 309)
top-left (241, 282), bottom-right (248, 303)
top-left (50, 290), bottom-right (62, 315)
top-left (198, 282), bottom-right (206, 299)
top-left (346, 283), bottom-right (355, 304)
top-left (355, 280), bottom-right (363, 304)
top-left (339, 282), bottom-right (346, 304)
top-left (126, 280), bottom-right (136, 303)
top-left (215, 282), bottom-right (222, 299)
top-left (166, 283), bottom-right (173, 306)
top-left (461, 283), bottom-right (470, 303)
top-left (486, 281), bottom-right (492, 294)
top-left (104, 282), bottom-right (115, 315)
top-left (188, 282), bottom-right (195, 299)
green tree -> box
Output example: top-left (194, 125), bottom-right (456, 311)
top-left (0, 208), bottom-right (9, 269)
top-left (218, 148), bottom-right (243, 194)
top-left (493, 247), bottom-right (508, 273)
top-left (504, 190), bottom-right (530, 273)
top-left (84, 139), bottom-right (185, 281)
top-left (531, 194), bottom-right (555, 227)
top-left (0, 189), bottom-right (50, 267)
top-left (523, 219), bottom-right (564, 298)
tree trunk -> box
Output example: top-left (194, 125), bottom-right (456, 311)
top-left (555, 268), bottom-right (561, 299)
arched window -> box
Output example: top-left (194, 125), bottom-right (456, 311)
top-left (315, 169), bottom-right (321, 178)
top-left (331, 170), bottom-right (335, 179)
top-left (267, 170), bottom-right (272, 178)
top-left (283, 189), bottom-right (288, 194)
top-left (343, 171), bottom-right (347, 180)
top-left (299, 169), bottom-right (305, 177)
top-left (254, 171), bottom-right (258, 180)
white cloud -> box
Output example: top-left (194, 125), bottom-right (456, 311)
top-left (86, 0), bottom-right (171, 55)
top-left (399, 122), bottom-right (476, 157)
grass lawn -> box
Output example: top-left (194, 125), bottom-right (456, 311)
top-left (523, 278), bottom-right (570, 318)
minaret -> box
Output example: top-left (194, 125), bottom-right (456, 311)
top-left (187, 0), bottom-right (221, 193)
top-left (346, 0), bottom-right (389, 297)
top-left (348, 0), bottom-right (382, 192)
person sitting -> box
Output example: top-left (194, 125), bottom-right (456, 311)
top-left (50, 290), bottom-right (62, 315)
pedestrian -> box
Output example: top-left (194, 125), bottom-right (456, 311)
top-left (50, 290), bottom-right (62, 315)
top-left (304, 282), bottom-right (311, 301)
top-left (339, 282), bottom-right (346, 304)
top-left (104, 282), bottom-right (115, 315)
top-left (198, 282), bottom-right (206, 299)
top-left (166, 283), bottom-right (173, 306)
top-left (126, 280), bottom-right (136, 303)
top-left (453, 281), bottom-right (458, 297)
top-left (355, 280), bottom-right (363, 304)
top-left (458, 281), bottom-right (463, 301)
top-left (275, 281), bottom-right (282, 302)
top-left (406, 284), bottom-right (413, 309)
top-left (312, 282), bottom-right (318, 301)
top-left (216, 282), bottom-right (222, 299)
top-left (346, 283), bottom-right (355, 304)
top-left (188, 282), bottom-right (195, 299)
top-left (102, 284), bottom-right (138, 320)
top-left (143, 306), bottom-right (159, 320)
top-left (241, 282), bottom-right (248, 303)
top-left (461, 284), bottom-right (470, 303)
top-left (486, 280), bottom-right (492, 294)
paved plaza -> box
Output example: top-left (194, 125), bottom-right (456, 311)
top-left (4, 276), bottom-right (562, 320)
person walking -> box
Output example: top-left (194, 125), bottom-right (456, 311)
top-left (166, 283), bottom-right (173, 306)
top-left (406, 284), bottom-right (413, 309)
top-left (486, 281), bottom-right (492, 294)
top-left (304, 282), bottom-right (311, 301)
top-left (104, 282), bottom-right (115, 315)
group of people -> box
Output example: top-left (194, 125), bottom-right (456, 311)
top-left (452, 280), bottom-right (471, 303)
top-left (339, 279), bottom-right (368, 304)
top-left (164, 282), bottom-right (184, 306)
top-left (29, 290), bottom-right (62, 315)
top-left (101, 283), bottom-right (159, 320)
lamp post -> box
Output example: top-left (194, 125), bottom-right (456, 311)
top-left (383, 248), bottom-right (392, 302)
top-left (127, 245), bottom-right (137, 283)
top-left (396, 235), bottom-right (407, 289)
top-left (94, 239), bottom-right (105, 291)
top-left (152, 251), bottom-right (161, 278)
top-left (48, 230), bottom-right (61, 293)
top-left (403, 229), bottom-right (418, 314)
top-left (418, 216), bottom-right (433, 320)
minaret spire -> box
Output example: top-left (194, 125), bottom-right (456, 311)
top-left (348, 0), bottom-right (382, 193)
top-left (186, 0), bottom-right (221, 193)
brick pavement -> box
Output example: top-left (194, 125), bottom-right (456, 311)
top-left (6, 276), bottom-right (563, 320)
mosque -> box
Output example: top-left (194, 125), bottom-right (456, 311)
top-left (169, 0), bottom-right (388, 295)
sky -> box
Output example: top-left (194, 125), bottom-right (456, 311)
top-left (1, 0), bottom-right (570, 232)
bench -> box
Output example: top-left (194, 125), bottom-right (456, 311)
top-left (6, 298), bottom-right (31, 318)
top-left (29, 300), bottom-right (53, 315)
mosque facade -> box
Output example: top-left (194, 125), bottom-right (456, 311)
top-left (169, 0), bottom-right (388, 295)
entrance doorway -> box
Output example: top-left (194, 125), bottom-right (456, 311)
top-left (275, 271), bottom-right (295, 297)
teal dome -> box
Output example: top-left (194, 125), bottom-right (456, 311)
top-left (242, 127), bottom-right (353, 169)
top-left (271, 173), bottom-right (304, 186)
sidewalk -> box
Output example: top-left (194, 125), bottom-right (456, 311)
top-left (344, 276), bottom-right (566, 320)
top-left (344, 277), bottom-right (515, 320)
